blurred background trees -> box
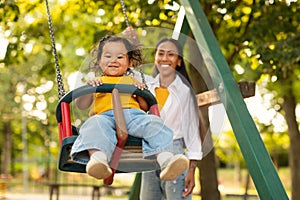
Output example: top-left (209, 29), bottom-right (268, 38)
top-left (1, 0), bottom-right (299, 199)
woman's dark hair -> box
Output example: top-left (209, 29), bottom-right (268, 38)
top-left (153, 38), bottom-right (199, 112)
top-left (153, 38), bottom-right (191, 84)
top-left (90, 35), bottom-right (143, 74)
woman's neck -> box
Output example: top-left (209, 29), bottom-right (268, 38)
top-left (159, 73), bottom-right (175, 88)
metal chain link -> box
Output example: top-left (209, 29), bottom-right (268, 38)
top-left (120, 0), bottom-right (130, 28)
top-left (120, 0), bottom-right (147, 87)
top-left (45, 0), bottom-right (66, 100)
top-left (139, 66), bottom-right (147, 89)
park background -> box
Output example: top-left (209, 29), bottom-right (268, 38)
top-left (1, 0), bottom-right (300, 199)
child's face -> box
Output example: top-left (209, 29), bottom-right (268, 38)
top-left (154, 41), bottom-right (181, 76)
top-left (100, 41), bottom-right (132, 76)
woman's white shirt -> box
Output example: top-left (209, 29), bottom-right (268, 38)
top-left (148, 74), bottom-right (203, 160)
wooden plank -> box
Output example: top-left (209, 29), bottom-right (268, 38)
top-left (197, 81), bottom-right (255, 107)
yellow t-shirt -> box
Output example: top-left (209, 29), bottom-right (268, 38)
top-left (89, 76), bottom-right (141, 116)
top-left (155, 87), bottom-right (169, 111)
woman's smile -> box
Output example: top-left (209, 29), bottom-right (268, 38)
top-left (160, 64), bottom-right (171, 68)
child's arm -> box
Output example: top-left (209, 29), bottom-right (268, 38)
top-left (75, 94), bottom-right (93, 110)
top-left (133, 82), bottom-right (149, 112)
top-left (75, 79), bottom-right (103, 110)
top-left (136, 96), bottom-right (149, 112)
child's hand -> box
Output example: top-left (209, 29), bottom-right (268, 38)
top-left (87, 79), bottom-right (103, 87)
top-left (133, 82), bottom-right (146, 90)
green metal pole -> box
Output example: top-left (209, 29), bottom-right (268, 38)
top-left (179, 0), bottom-right (288, 199)
top-left (128, 173), bottom-right (141, 200)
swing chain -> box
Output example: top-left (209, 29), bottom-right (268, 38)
top-left (120, 0), bottom-right (130, 28)
top-left (45, 0), bottom-right (66, 100)
top-left (46, 0), bottom-right (147, 93)
top-left (120, 0), bottom-right (147, 88)
top-left (139, 67), bottom-right (147, 89)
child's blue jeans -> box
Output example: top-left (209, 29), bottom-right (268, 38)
top-left (71, 108), bottom-right (174, 165)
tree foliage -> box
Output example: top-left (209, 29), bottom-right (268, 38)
top-left (1, 0), bottom-right (300, 198)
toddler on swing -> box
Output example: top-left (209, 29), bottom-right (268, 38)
top-left (70, 35), bottom-right (189, 181)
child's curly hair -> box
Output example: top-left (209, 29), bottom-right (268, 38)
top-left (89, 35), bottom-right (143, 75)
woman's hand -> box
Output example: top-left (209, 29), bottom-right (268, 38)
top-left (122, 26), bottom-right (140, 44)
top-left (182, 160), bottom-right (197, 198)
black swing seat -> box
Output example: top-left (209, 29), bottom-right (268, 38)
top-left (56, 84), bottom-right (160, 174)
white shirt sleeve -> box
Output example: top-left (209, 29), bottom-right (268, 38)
top-left (149, 75), bottom-right (203, 160)
top-left (182, 88), bottom-right (203, 160)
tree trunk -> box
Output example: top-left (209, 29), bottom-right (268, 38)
top-left (1, 121), bottom-right (12, 177)
top-left (198, 151), bottom-right (220, 199)
top-left (187, 35), bottom-right (220, 199)
top-left (282, 93), bottom-right (300, 200)
top-left (198, 106), bottom-right (221, 200)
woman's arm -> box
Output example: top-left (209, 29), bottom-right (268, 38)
top-left (181, 88), bottom-right (202, 197)
top-left (183, 89), bottom-right (202, 159)
top-left (182, 160), bottom-right (197, 198)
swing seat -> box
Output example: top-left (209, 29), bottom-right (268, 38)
top-left (56, 84), bottom-right (160, 183)
top-left (58, 134), bottom-right (159, 173)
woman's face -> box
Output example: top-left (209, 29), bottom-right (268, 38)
top-left (154, 41), bottom-right (181, 76)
